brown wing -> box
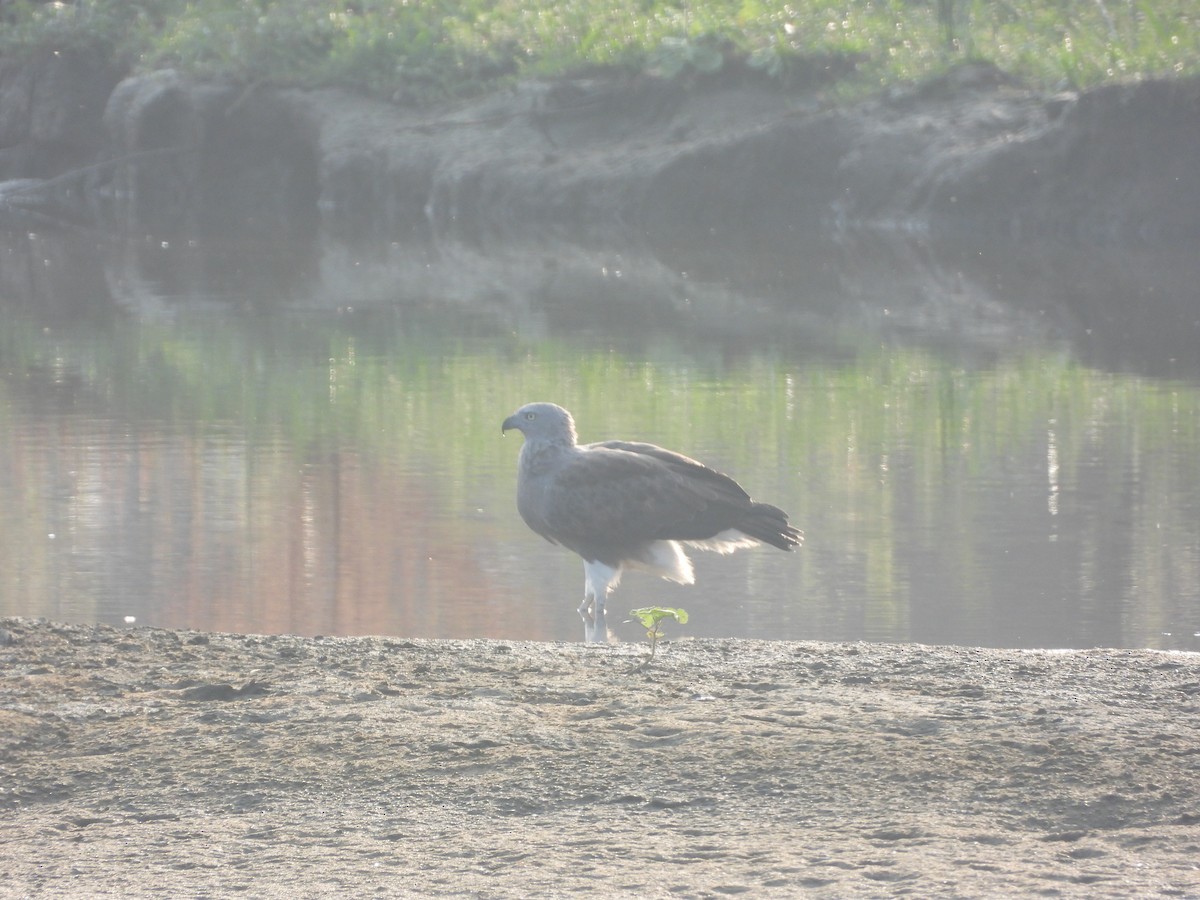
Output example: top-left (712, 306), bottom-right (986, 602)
top-left (542, 442), bottom-right (756, 547)
top-left (581, 441), bottom-right (801, 551)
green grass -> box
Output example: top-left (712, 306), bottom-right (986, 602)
top-left (2, 0), bottom-right (1198, 103)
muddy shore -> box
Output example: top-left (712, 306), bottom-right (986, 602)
top-left (2, 617), bottom-right (1198, 897)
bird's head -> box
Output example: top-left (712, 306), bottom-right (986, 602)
top-left (502, 402), bottom-right (577, 445)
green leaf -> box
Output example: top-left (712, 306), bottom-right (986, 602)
top-left (629, 606), bottom-right (689, 629)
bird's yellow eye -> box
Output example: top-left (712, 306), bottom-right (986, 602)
top-left (525, 412), bottom-right (536, 420)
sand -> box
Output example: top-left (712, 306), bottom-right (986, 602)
top-left (2, 617), bottom-right (1199, 897)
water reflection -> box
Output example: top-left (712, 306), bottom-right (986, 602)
top-left (1, 228), bottom-right (1198, 649)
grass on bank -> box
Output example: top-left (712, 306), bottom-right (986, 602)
top-left (1, 0), bottom-right (1198, 103)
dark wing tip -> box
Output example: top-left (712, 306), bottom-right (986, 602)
top-left (743, 502), bottom-right (803, 551)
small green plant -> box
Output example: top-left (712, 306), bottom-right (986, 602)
top-left (629, 606), bottom-right (688, 669)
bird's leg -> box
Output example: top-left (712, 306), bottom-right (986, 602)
top-left (578, 583), bottom-right (608, 643)
top-left (579, 586), bottom-right (596, 642)
top-left (592, 589), bottom-right (607, 643)
top-left (580, 560), bottom-right (617, 643)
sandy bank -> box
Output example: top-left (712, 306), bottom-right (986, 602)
top-left (2, 617), bottom-right (1198, 897)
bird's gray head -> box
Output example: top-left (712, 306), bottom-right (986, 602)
top-left (502, 402), bottom-right (578, 445)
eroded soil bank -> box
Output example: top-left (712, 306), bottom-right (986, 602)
top-left (3, 56), bottom-right (1199, 363)
top-left (2, 618), bottom-right (1198, 897)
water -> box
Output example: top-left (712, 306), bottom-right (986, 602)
top-left (1, 228), bottom-right (1198, 649)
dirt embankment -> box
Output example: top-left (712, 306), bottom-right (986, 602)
top-left (2, 618), bottom-right (1199, 897)
top-left (3, 54), bottom-right (1197, 250)
top-left (82, 62), bottom-right (1200, 254)
top-left (3, 54), bottom-right (1199, 360)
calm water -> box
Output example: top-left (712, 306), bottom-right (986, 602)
top-left (1, 228), bottom-right (1198, 649)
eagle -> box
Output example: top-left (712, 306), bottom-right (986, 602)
top-left (502, 402), bottom-right (802, 641)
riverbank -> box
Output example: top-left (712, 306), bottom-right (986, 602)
top-left (2, 53), bottom-right (1198, 363)
top-left (2, 617), bottom-right (1198, 897)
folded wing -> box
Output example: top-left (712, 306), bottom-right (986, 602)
top-left (533, 441), bottom-right (799, 564)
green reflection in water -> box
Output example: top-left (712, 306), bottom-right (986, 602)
top-left (1, 309), bottom-right (1197, 647)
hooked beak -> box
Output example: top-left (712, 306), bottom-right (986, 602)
top-left (501, 414), bottom-right (519, 435)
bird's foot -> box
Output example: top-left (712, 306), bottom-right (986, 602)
top-left (579, 599), bottom-right (596, 642)
top-left (579, 597), bottom-right (609, 643)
